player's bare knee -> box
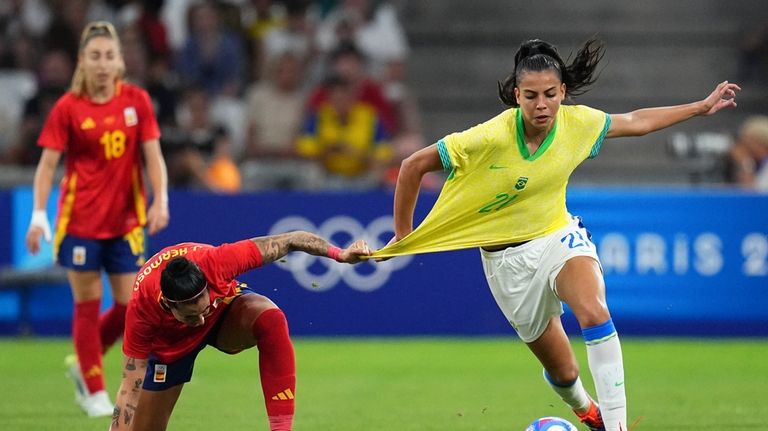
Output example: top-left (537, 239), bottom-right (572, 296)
top-left (217, 295), bottom-right (280, 350)
top-left (570, 297), bottom-right (610, 329)
top-left (576, 313), bottom-right (611, 330)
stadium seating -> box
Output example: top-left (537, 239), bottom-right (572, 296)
top-left (398, 0), bottom-right (768, 184)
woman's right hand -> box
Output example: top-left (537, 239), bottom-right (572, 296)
top-left (699, 80), bottom-right (740, 116)
top-left (26, 209), bottom-right (52, 255)
top-left (339, 239), bottom-right (372, 264)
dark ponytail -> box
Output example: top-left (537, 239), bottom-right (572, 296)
top-left (160, 257), bottom-right (207, 303)
top-left (498, 37), bottom-right (605, 107)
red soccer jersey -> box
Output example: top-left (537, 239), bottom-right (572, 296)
top-left (38, 81), bottom-right (161, 239)
top-left (123, 240), bottom-right (263, 363)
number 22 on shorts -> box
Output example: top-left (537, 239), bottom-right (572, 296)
top-left (560, 230), bottom-right (588, 249)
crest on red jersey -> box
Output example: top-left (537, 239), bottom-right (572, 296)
top-left (124, 107), bottom-right (138, 126)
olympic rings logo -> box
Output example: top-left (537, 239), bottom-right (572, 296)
top-left (268, 215), bottom-right (412, 292)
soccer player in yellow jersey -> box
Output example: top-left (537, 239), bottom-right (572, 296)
top-left (380, 38), bottom-right (739, 431)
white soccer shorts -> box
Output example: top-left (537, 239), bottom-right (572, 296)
top-left (480, 216), bottom-right (601, 343)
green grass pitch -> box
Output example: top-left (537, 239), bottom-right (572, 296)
top-left (1, 337), bottom-right (766, 430)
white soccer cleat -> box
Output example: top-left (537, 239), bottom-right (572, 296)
top-left (64, 354), bottom-right (114, 417)
top-left (64, 354), bottom-right (87, 404)
top-left (79, 390), bottom-right (115, 418)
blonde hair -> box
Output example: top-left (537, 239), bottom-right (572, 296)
top-left (740, 115), bottom-right (768, 148)
top-left (70, 21), bottom-right (125, 97)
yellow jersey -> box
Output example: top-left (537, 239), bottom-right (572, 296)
top-left (373, 105), bottom-right (610, 258)
top-left (296, 102), bottom-right (393, 177)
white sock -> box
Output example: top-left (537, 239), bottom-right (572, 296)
top-left (542, 370), bottom-right (591, 412)
top-left (583, 319), bottom-right (627, 431)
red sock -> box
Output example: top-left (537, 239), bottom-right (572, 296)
top-left (73, 299), bottom-right (104, 394)
top-left (252, 308), bottom-right (295, 431)
top-left (99, 302), bottom-right (127, 353)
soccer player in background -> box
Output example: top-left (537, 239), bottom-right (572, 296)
top-left (109, 232), bottom-right (371, 431)
top-left (376, 38), bottom-right (739, 430)
top-left (25, 21), bottom-right (169, 417)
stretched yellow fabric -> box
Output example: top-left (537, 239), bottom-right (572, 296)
top-left (373, 105), bottom-right (610, 258)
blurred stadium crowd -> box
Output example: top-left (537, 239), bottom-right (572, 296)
top-left (0, 0), bottom-right (436, 193)
top-left (0, 0), bottom-right (767, 192)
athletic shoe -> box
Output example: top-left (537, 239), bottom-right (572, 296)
top-left (64, 354), bottom-right (114, 417)
top-left (79, 390), bottom-right (114, 418)
top-left (64, 354), bottom-right (87, 404)
top-left (574, 399), bottom-right (606, 431)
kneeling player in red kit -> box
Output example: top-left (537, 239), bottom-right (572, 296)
top-left (110, 231), bottom-right (371, 431)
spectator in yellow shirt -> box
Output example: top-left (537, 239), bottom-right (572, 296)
top-left (297, 75), bottom-right (392, 189)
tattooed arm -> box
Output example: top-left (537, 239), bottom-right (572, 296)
top-left (250, 231), bottom-right (371, 265)
top-left (110, 356), bottom-right (147, 431)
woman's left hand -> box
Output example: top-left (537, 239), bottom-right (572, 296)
top-left (146, 200), bottom-right (169, 235)
top-left (700, 80), bottom-right (741, 116)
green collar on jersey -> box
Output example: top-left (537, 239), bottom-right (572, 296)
top-left (515, 108), bottom-right (557, 161)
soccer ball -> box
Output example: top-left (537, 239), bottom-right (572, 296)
top-left (525, 416), bottom-right (578, 431)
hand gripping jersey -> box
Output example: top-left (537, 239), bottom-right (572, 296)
top-left (123, 240), bottom-right (263, 363)
top-left (38, 82), bottom-right (161, 244)
top-left (373, 105), bottom-right (610, 258)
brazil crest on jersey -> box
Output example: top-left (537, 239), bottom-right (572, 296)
top-left (373, 105), bottom-right (610, 258)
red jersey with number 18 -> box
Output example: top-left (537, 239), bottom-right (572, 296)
top-left (38, 81), bottom-right (160, 239)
